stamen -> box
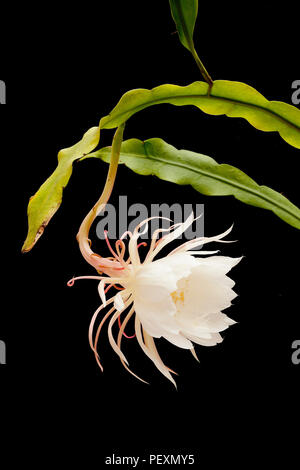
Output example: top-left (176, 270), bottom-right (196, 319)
top-left (113, 284), bottom-right (125, 291)
top-left (104, 284), bottom-right (113, 294)
top-left (103, 283), bottom-right (124, 295)
top-left (137, 242), bottom-right (147, 249)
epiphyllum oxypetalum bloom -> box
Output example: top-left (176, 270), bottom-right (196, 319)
top-left (68, 125), bottom-right (241, 386)
top-left (69, 212), bottom-right (241, 386)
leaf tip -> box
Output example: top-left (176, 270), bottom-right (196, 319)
top-left (22, 223), bottom-right (46, 253)
top-left (22, 202), bottom-right (61, 253)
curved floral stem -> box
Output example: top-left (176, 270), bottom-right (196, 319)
top-left (77, 123), bottom-right (126, 273)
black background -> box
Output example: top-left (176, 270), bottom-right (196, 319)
top-left (1, 1), bottom-right (299, 465)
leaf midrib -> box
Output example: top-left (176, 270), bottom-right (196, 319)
top-left (108, 147), bottom-right (300, 223)
top-left (101, 93), bottom-right (300, 133)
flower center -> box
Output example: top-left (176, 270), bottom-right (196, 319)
top-left (171, 289), bottom-right (185, 306)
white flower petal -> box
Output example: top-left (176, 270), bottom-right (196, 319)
top-left (163, 332), bottom-right (193, 349)
top-left (202, 312), bottom-right (235, 332)
top-left (147, 212), bottom-right (196, 261)
top-left (133, 252), bottom-right (197, 302)
top-left (174, 262), bottom-right (238, 319)
top-left (114, 292), bottom-right (125, 312)
top-left (134, 295), bottom-right (179, 337)
top-left (196, 255), bottom-right (242, 275)
top-left (169, 224), bottom-right (234, 255)
top-left (98, 279), bottom-right (107, 306)
top-left (185, 332), bottom-right (224, 347)
top-left (135, 318), bottom-right (177, 387)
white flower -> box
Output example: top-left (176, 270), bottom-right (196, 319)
top-left (69, 213), bottom-right (241, 386)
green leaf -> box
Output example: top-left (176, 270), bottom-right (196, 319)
top-left (23, 79), bottom-right (300, 252)
top-left (169, 1), bottom-right (212, 85)
top-left (22, 126), bottom-right (100, 252)
top-left (100, 80), bottom-right (300, 149)
top-left (169, 0), bottom-right (198, 52)
top-left (87, 137), bottom-right (300, 230)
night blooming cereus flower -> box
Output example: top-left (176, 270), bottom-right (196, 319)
top-left (69, 213), bottom-right (241, 386)
top-left (67, 125), bottom-right (241, 386)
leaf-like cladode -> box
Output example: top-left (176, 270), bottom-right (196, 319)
top-left (169, 0), bottom-right (198, 52)
top-left (87, 138), bottom-right (300, 230)
top-left (100, 80), bottom-right (300, 149)
top-left (23, 80), bottom-right (300, 251)
top-left (22, 126), bottom-right (100, 252)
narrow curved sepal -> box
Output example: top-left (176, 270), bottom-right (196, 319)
top-left (88, 138), bottom-right (300, 230)
top-left (22, 126), bottom-right (100, 253)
